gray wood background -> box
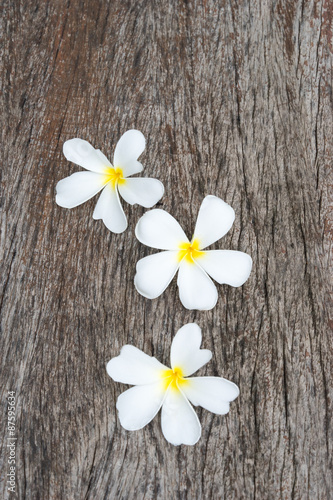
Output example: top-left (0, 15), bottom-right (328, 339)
top-left (1, 1), bottom-right (332, 499)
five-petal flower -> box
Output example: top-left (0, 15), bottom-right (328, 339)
top-left (107, 323), bottom-right (239, 446)
top-left (56, 130), bottom-right (164, 233)
top-left (134, 195), bottom-right (252, 310)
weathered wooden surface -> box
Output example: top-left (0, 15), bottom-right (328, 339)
top-left (1, 0), bottom-right (332, 498)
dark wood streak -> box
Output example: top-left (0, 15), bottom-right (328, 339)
top-left (0, 0), bottom-right (332, 498)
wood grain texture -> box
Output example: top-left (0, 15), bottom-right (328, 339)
top-left (1, 0), bottom-right (332, 498)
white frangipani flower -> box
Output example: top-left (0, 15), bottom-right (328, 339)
top-left (134, 195), bottom-right (252, 310)
top-left (107, 323), bottom-right (239, 446)
top-left (56, 130), bottom-right (164, 233)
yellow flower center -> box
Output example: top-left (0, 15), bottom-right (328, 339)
top-left (104, 167), bottom-right (126, 187)
top-left (177, 239), bottom-right (204, 263)
top-left (162, 367), bottom-right (188, 391)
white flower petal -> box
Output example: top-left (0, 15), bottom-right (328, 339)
top-left (118, 178), bottom-right (164, 208)
top-left (107, 345), bottom-right (168, 385)
top-left (116, 382), bottom-right (166, 431)
top-left (199, 250), bottom-right (252, 287)
top-left (113, 130), bottom-right (145, 176)
top-left (96, 149), bottom-right (113, 165)
top-left (63, 139), bottom-right (111, 173)
top-left (122, 160), bottom-right (144, 177)
top-left (181, 377), bottom-right (239, 415)
top-left (55, 171), bottom-right (106, 208)
top-left (135, 209), bottom-right (188, 250)
top-left (170, 323), bottom-right (212, 376)
top-left (93, 183), bottom-right (127, 233)
top-left (161, 387), bottom-right (201, 445)
top-left (193, 195), bottom-right (235, 249)
top-left (134, 251), bottom-right (179, 299)
top-left (177, 259), bottom-right (218, 310)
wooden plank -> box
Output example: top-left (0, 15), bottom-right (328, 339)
top-left (1, 0), bottom-right (332, 498)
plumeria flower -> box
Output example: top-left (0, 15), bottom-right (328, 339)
top-left (107, 323), bottom-right (239, 446)
top-left (56, 130), bottom-right (164, 233)
top-left (134, 195), bottom-right (252, 310)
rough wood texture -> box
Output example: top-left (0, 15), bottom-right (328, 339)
top-left (1, 1), bottom-right (332, 499)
